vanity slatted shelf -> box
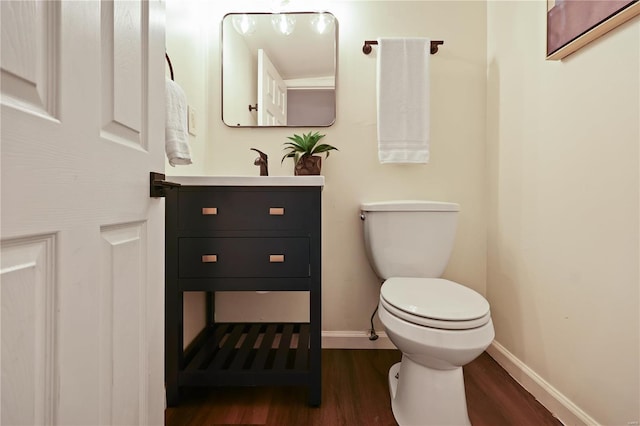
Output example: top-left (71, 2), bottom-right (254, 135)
top-left (164, 176), bottom-right (323, 407)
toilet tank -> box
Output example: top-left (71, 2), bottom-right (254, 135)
top-left (360, 201), bottom-right (460, 279)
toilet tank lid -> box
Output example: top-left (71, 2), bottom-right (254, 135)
top-left (360, 200), bottom-right (460, 212)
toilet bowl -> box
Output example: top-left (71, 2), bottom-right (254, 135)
top-left (360, 201), bottom-right (495, 426)
top-left (379, 277), bottom-right (494, 425)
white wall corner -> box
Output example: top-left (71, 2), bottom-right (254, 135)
top-left (321, 330), bottom-right (397, 350)
top-left (487, 341), bottom-right (600, 426)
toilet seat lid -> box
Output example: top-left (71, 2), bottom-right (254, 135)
top-left (381, 278), bottom-right (490, 324)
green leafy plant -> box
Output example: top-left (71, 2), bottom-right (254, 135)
top-left (281, 131), bottom-right (338, 165)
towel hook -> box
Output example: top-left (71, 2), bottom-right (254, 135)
top-left (165, 52), bottom-right (174, 81)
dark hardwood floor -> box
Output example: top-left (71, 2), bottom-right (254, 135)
top-left (165, 350), bottom-right (562, 426)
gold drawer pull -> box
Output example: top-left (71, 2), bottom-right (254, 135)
top-left (269, 254), bottom-right (285, 263)
top-left (269, 207), bottom-right (285, 216)
top-left (202, 254), bottom-right (218, 263)
top-left (202, 207), bottom-right (218, 215)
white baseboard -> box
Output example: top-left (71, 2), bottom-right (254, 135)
top-left (487, 341), bottom-right (598, 426)
top-left (321, 330), bottom-right (397, 349)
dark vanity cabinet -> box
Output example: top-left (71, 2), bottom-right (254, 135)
top-left (165, 183), bottom-right (322, 406)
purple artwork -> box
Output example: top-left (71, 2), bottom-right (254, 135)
top-left (546, 0), bottom-right (639, 59)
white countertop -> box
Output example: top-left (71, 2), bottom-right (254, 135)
top-left (168, 175), bottom-right (325, 187)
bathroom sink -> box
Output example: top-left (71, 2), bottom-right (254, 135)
top-left (168, 175), bottom-right (325, 187)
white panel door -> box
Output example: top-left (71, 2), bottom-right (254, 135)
top-left (0, 1), bottom-right (165, 425)
top-left (257, 49), bottom-right (287, 125)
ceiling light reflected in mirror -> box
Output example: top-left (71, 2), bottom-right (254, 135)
top-left (311, 12), bottom-right (334, 34)
top-left (232, 14), bottom-right (257, 35)
top-left (271, 13), bottom-right (296, 35)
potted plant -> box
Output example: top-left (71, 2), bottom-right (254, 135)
top-left (281, 131), bottom-right (338, 175)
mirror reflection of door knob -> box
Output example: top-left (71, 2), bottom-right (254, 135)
top-left (248, 103), bottom-right (258, 112)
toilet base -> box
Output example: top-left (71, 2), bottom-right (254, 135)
top-left (388, 357), bottom-right (471, 426)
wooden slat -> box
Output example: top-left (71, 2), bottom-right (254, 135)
top-left (294, 323), bottom-right (310, 370)
top-left (273, 324), bottom-right (294, 371)
top-left (229, 324), bottom-right (262, 370)
top-left (252, 324), bottom-right (277, 370)
top-left (208, 324), bottom-right (245, 371)
top-left (184, 324), bottom-right (230, 371)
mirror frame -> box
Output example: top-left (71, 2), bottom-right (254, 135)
top-left (221, 12), bottom-right (338, 128)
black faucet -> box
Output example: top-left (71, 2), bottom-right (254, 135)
top-left (250, 148), bottom-right (268, 176)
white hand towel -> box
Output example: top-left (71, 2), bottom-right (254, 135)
top-left (165, 77), bottom-right (192, 166)
top-left (377, 37), bottom-right (430, 164)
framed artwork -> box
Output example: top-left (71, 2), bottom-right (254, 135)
top-left (547, 0), bottom-right (640, 60)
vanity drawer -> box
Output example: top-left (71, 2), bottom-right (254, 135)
top-left (178, 189), bottom-right (317, 231)
top-left (179, 237), bottom-right (310, 278)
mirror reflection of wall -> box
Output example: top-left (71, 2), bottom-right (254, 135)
top-left (222, 18), bottom-right (258, 126)
top-left (287, 89), bottom-right (335, 125)
top-left (221, 12), bottom-right (337, 127)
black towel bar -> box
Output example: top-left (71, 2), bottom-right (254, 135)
top-left (362, 40), bottom-right (444, 55)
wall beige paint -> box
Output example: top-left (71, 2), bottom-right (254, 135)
top-left (164, 0), bottom-right (208, 176)
top-left (486, 2), bottom-right (639, 425)
top-left (192, 0), bottom-right (488, 330)
top-left (166, 0), bottom-right (640, 423)
top-left (165, 0), bottom-right (209, 347)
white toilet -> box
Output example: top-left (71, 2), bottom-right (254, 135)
top-left (360, 201), bottom-right (494, 426)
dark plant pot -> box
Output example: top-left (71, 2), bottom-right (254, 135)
top-left (294, 155), bottom-right (322, 175)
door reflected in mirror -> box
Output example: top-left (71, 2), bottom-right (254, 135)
top-left (222, 12), bottom-right (337, 127)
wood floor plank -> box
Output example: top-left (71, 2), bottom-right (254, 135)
top-left (465, 353), bottom-right (562, 426)
top-left (165, 349), bottom-right (561, 426)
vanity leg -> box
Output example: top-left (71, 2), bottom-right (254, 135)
top-left (165, 288), bottom-right (181, 406)
top-left (206, 291), bottom-right (216, 326)
top-left (309, 247), bottom-right (322, 406)
top-left (165, 303), bottom-right (179, 406)
top-left (308, 320), bottom-right (322, 406)
top-left (308, 194), bottom-right (322, 407)
top-left (166, 384), bottom-right (179, 407)
top-left (309, 301), bottom-right (322, 406)
top-left (165, 190), bottom-right (181, 406)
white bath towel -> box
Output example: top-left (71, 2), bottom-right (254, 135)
top-left (377, 38), bottom-right (430, 164)
top-left (165, 77), bottom-right (192, 166)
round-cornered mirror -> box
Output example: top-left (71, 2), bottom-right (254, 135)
top-left (222, 12), bottom-right (337, 127)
